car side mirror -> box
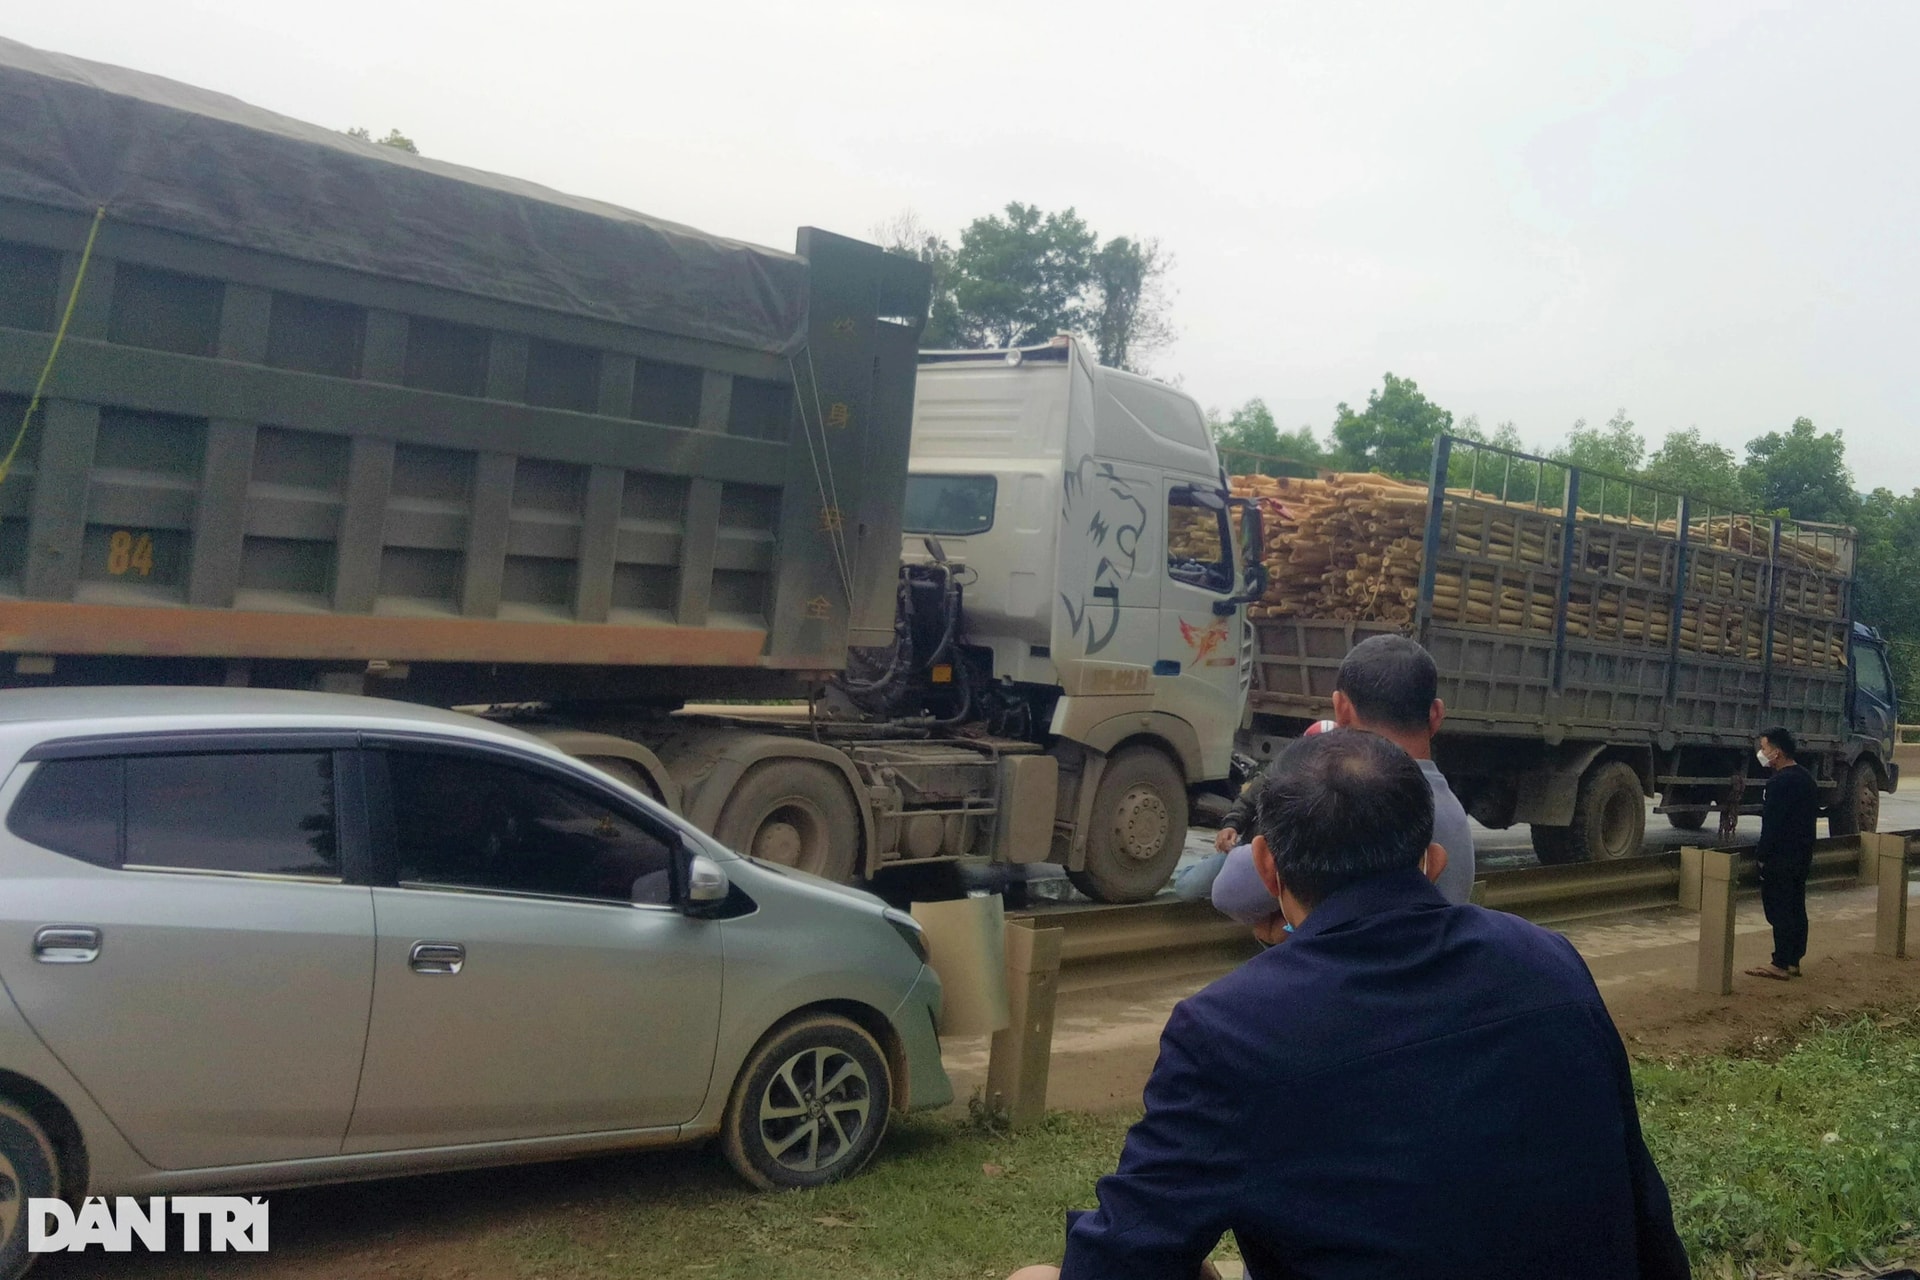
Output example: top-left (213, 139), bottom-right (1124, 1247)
top-left (686, 855), bottom-right (730, 906)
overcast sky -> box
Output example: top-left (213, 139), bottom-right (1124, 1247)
top-left (10, 0), bottom-right (1917, 489)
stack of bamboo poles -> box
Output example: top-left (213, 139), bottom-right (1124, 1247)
top-left (1230, 473), bottom-right (1427, 625)
top-left (1227, 469), bottom-right (1852, 668)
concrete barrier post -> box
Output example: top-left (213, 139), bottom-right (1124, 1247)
top-left (1696, 849), bottom-right (1738, 995)
top-left (1858, 833), bottom-right (1880, 888)
top-left (1679, 846), bottom-right (1705, 913)
top-left (1866, 832), bottom-right (1909, 959)
top-left (986, 920), bottom-right (1064, 1129)
top-left (1469, 879), bottom-right (1488, 907)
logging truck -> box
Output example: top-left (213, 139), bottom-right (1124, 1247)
top-left (1237, 435), bottom-right (1900, 862)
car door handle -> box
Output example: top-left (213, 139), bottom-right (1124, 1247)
top-left (408, 942), bottom-right (465, 975)
top-left (34, 926), bottom-right (101, 964)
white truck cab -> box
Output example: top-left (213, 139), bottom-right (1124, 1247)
top-left (902, 337), bottom-right (1257, 898)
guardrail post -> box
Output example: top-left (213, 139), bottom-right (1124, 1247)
top-left (1696, 849), bottom-right (1738, 994)
top-left (1857, 833), bottom-right (1879, 888)
top-left (1679, 846), bottom-right (1705, 912)
top-left (1865, 832), bottom-right (1909, 959)
top-left (987, 920), bottom-right (1064, 1129)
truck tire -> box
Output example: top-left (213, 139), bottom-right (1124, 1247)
top-left (1069, 747), bottom-right (1189, 904)
top-left (1666, 810), bottom-right (1708, 831)
top-left (715, 761), bottom-right (861, 882)
top-left (1528, 824), bottom-right (1578, 865)
top-left (1827, 761), bottom-right (1880, 837)
top-left (1569, 761), bottom-right (1646, 862)
top-left (1531, 762), bottom-right (1646, 864)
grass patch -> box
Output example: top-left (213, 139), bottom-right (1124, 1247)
top-left (1640, 1009), bottom-right (1920, 1274)
top-left (503, 1013), bottom-right (1920, 1279)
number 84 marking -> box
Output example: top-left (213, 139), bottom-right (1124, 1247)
top-left (107, 530), bottom-right (155, 577)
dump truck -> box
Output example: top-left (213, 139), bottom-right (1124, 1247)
top-left (1237, 434), bottom-right (1900, 861)
top-left (0, 40), bottom-right (1260, 902)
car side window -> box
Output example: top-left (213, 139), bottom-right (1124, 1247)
top-left (125, 752), bottom-right (338, 877)
top-left (383, 751), bottom-right (676, 906)
top-left (9, 757), bottom-right (123, 867)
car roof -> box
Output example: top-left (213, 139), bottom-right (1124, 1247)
top-left (0, 686), bottom-right (546, 749)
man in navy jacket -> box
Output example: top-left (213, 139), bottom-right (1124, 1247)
top-left (1014, 730), bottom-right (1689, 1280)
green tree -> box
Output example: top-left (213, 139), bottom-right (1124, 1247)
top-left (1853, 487), bottom-right (1920, 696)
top-left (1741, 416), bottom-right (1856, 524)
top-left (1640, 428), bottom-right (1749, 512)
top-left (946, 203), bottom-right (1097, 349)
top-left (345, 126), bottom-right (419, 154)
top-left (1330, 372), bottom-right (1454, 479)
top-left (878, 205), bottom-right (1176, 369)
top-left (1555, 409), bottom-right (1646, 477)
top-left (1210, 399), bottom-right (1324, 477)
top-left (1089, 236), bottom-right (1174, 372)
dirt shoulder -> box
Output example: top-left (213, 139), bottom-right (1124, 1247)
top-left (939, 876), bottom-right (1919, 1113)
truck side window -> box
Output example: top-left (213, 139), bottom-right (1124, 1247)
top-left (1854, 646), bottom-right (1893, 701)
top-left (1167, 489), bottom-right (1233, 593)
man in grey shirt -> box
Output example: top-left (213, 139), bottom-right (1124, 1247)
top-left (1210, 634), bottom-right (1476, 926)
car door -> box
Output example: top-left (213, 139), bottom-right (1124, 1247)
top-left (0, 739), bottom-right (375, 1170)
top-left (343, 741), bottom-right (724, 1153)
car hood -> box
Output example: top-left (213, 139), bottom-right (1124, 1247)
top-left (733, 857), bottom-right (888, 912)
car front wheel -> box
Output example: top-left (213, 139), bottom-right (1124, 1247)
top-left (0, 1099), bottom-right (60, 1280)
top-left (720, 1014), bottom-right (891, 1190)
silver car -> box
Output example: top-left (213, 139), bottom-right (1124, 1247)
top-left (0, 688), bottom-right (948, 1271)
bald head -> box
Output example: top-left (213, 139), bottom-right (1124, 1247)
top-left (1252, 729), bottom-right (1435, 904)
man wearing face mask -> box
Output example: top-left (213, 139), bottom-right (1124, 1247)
top-left (1008, 731), bottom-right (1688, 1280)
top-left (1745, 727), bottom-right (1819, 981)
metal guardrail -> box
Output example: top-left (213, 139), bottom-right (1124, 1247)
top-left (1012, 832), bottom-right (1919, 981)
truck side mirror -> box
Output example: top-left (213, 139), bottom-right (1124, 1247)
top-left (1212, 499), bottom-right (1267, 615)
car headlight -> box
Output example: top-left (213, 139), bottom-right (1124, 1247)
top-left (882, 907), bottom-right (929, 964)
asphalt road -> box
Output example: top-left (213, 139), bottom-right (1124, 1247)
top-left (1010, 786), bottom-right (1920, 903)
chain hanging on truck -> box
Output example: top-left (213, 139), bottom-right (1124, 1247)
top-left (787, 350), bottom-right (857, 610)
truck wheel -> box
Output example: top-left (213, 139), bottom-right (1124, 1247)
top-left (1567, 761), bottom-right (1646, 861)
top-left (715, 761), bottom-right (860, 882)
top-left (1069, 747), bottom-right (1189, 904)
top-left (1666, 810), bottom-right (1708, 831)
top-left (0, 1098), bottom-right (60, 1280)
top-left (1827, 762), bottom-right (1880, 837)
top-left (720, 1014), bottom-right (891, 1190)
top-left (1529, 824), bottom-right (1578, 865)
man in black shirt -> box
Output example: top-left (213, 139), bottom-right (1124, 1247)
top-left (1746, 726), bottom-right (1819, 981)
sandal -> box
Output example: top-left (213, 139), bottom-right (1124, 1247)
top-left (1744, 965), bottom-right (1792, 981)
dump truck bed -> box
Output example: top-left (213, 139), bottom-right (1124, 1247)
top-left (0, 40), bottom-right (927, 700)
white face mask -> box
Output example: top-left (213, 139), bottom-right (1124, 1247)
top-left (1756, 749), bottom-right (1772, 768)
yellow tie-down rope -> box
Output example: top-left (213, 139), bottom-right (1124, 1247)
top-left (0, 205), bottom-right (107, 488)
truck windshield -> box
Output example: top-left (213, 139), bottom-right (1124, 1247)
top-left (904, 474), bottom-right (997, 535)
